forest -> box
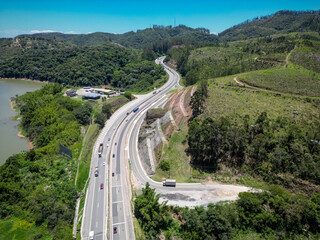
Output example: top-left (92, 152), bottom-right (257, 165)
top-left (0, 38), bottom-right (165, 92)
top-left (0, 84), bottom-right (92, 239)
top-left (187, 112), bottom-right (320, 186)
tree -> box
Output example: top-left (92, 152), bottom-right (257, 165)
top-left (102, 103), bottom-right (112, 119)
top-left (124, 91), bottom-right (133, 100)
top-left (200, 79), bottom-right (208, 98)
top-left (95, 112), bottom-right (106, 128)
top-left (134, 182), bottom-right (168, 238)
top-left (190, 90), bottom-right (205, 118)
top-left (73, 102), bottom-right (93, 125)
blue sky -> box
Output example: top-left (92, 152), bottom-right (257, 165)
top-left (0, 0), bottom-right (319, 37)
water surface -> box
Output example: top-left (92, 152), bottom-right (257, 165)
top-left (0, 79), bottom-right (44, 165)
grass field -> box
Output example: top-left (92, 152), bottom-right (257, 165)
top-left (152, 118), bottom-right (192, 183)
top-left (202, 83), bottom-right (320, 126)
top-left (238, 66), bottom-right (320, 97)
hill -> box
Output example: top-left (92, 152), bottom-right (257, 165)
top-left (219, 10), bottom-right (320, 41)
top-left (0, 37), bottom-right (165, 91)
top-left (18, 25), bottom-right (218, 49)
top-left (168, 32), bottom-right (320, 92)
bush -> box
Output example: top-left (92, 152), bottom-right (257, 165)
top-left (159, 160), bottom-right (170, 171)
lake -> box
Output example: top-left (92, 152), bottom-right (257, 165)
top-left (0, 79), bottom-right (45, 165)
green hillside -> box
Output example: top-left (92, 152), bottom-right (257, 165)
top-left (0, 37), bottom-right (165, 91)
top-left (168, 32), bottom-right (320, 88)
top-left (219, 10), bottom-right (320, 41)
top-left (238, 66), bottom-right (320, 97)
top-left (18, 25), bottom-right (218, 49)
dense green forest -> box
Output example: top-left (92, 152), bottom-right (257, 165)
top-left (188, 112), bottom-right (320, 186)
top-left (135, 183), bottom-right (320, 239)
top-left (0, 37), bottom-right (165, 91)
top-left (0, 84), bottom-right (91, 239)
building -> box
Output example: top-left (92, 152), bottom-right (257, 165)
top-left (82, 93), bottom-right (101, 100)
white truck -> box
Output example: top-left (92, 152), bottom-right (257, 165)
top-left (98, 143), bottom-right (103, 157)
top-left (162, 179), bottom-right (176, 187)
top-left (89, 230), bottom-right (94, 240)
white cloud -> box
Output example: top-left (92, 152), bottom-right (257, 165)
top-left (64, 31), bottom-right (77, 34)
top-left (30, 30), bottom-right (57, 34)
top-left (0, 29), bottom-right (26, 38)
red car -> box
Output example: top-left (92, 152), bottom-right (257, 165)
top-left (100, 183), bottom-right (104, 189)
top-left (113, 227), bottom-right (117, 234)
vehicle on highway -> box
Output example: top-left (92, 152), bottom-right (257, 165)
top-left (89, 230), bottom-right (94, 240)
top-left (112, 172), bottom-right (114, 177)
top-left (163, 179), bottom-right (176, 187)
top-left (133, 107), bottom-right (139, 113)
top-left (112, 154), bottom-right (115, 158)
top-left (126, 112), bottom-right (130, 115)
top-left (95, 167), bottom-right (99, 177)
top-left (98, 143), bottom-right (103, 157)
top-left (108, 138), bottom-right (110, 141)
top-left (153, 91), bottom-right (157, 94)
top-left (113, 227), bottom-right (117, 234)
top-left (115, 142), bottom-right (117, 146)
top-left (102, 162), bottom-right (105, 166)
top-left (100, 183), bottom-right (104, 189)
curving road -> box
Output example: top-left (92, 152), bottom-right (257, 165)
top-left (82, 56), bottom-right (252, 240)
top-left (81, 56), bottom-right (180, 240)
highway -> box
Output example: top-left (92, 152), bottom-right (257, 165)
top-left (81, 56), bottom-right (179, 240)
top-left (82, 56), bottom-right (252, 240)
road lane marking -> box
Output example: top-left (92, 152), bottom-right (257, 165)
top-left (112, 222), bottom-right (126, 226)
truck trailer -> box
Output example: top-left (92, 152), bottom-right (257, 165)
top-left (133, 107), bottom-right (139, 113)
top-left (89, 231), bottom-right (94, 240)
top-left (98, 143), bottom-right (103, 157)
top-left (163, 179), bottom-right (176, 187)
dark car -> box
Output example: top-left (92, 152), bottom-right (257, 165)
top-left (113, 227), bottom-right (117, 234)
top-left (112, 172), bottom-right (115, 177)
top-left (112, 154), bottom-right (115, 158)
top-left (100, 183), bottom-right (104, 189)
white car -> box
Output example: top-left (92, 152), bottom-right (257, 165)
top-left (103, 162), bottom-right (105, 166)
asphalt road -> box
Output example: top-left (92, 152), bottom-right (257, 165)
top-left (82, 56), bottom-right (252, 240)
top-left (82, 56), bottom-right (177, 240)
top-left (108, 56), bottom-right (179, 240)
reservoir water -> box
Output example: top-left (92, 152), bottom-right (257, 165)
top-left (0, 79), bottom-right (44, 165)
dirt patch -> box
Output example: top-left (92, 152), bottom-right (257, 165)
top-left (163, 121), bottom-right (174, 138)
top-left (109, 97), bottom-right (129, 111)
top-left (146, 109), bottom-right (166, 124)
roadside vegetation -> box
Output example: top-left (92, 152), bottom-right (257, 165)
top-left (134, 183), bottom-right (320, 239)
top-left (0, 83), bottom-right (134, 239)
top-left (0, 84), bottom-right (82, 239)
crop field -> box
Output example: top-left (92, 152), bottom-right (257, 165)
top-left (238, 66), bottom-right (320, 97)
